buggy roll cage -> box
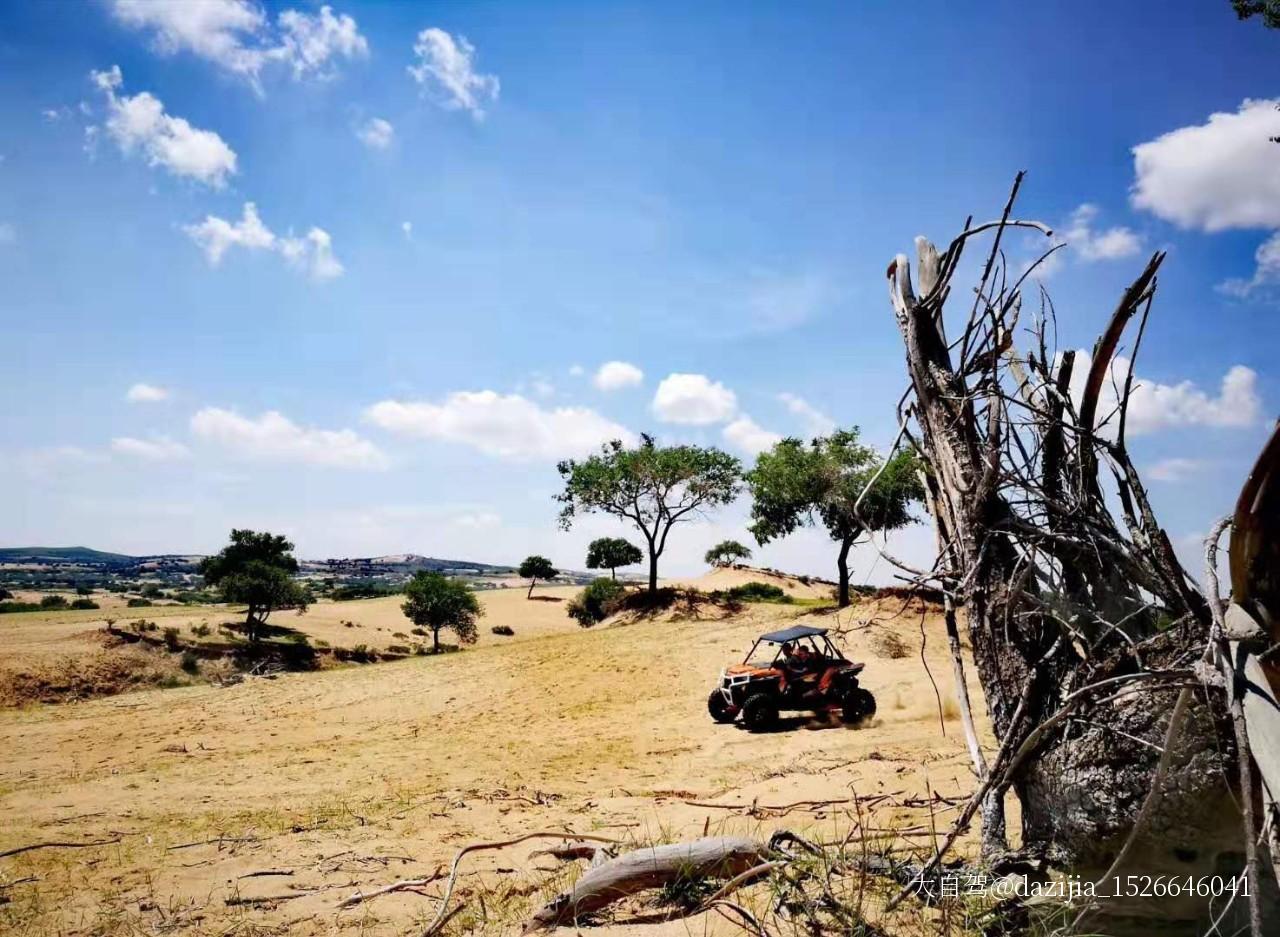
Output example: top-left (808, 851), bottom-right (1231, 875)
top-left (742, 624), bottom-right (847, 666)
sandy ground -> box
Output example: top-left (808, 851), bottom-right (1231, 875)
top-left (0, 584), bottom-right (990, 936)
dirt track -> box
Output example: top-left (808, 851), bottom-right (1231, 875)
top-left (0, 585), bottom-right (987, 935)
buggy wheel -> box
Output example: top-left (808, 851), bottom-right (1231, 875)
top-left (741, 693), bottom-right (779, 732)
top-left (842, 687), bottom-right (877, 725)
top-left (707, 690), bottom-right (738, 724)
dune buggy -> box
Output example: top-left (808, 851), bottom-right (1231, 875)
top-left (707, 624), bottom-right (876, 731)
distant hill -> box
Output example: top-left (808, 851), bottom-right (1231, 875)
top-left (309, 554), bottom-right (513, 574)
top-left (0, 546), bottom-right (138, 566)
top-left (0, 547), bottom-right (512, 575)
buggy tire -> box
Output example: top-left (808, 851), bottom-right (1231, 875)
top-left (842, 687), bottom-right (877, 725)
top-left (741, 693), bottom-right (779, 732)
top-left (708, 690), bottom-right (737, 724)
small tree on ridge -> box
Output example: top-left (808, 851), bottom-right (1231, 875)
top-left (705, 540), bottom-right (752, 568)
top-left (518, 555), bottom-right (558, 598)
top-left (585, 537), bottom-right (643, 580)
top-left (401, 572), bottom-right (482, 654)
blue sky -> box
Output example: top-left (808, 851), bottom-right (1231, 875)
top-left (1, 0), bottom-right (1277, 582)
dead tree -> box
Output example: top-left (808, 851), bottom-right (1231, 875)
top-left (879, 174), bottom-right (1278, 928)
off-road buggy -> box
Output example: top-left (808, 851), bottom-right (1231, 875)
top-left (707, 624), bottom-right (875, 731)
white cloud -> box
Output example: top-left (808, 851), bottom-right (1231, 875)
top-left (652, 373), bottom-right (738, 425)
top-left (274, 5), bottom-right (368, 79)
top-left (568, 364), bottom-right (585, 377)
top-left (0, 223), bottom-right (14, 245)
top-left (1061, 204), bottom-right (1143, 261)
top-left (191, 407), bottom-right (388, 470)
top-left (109, 1), bottom-right (367, 88)
top-left (111, 436), bottom-right (190, 461)
top-left (1147, 457), bottom-right (1210, 483)
top-left (184, 202), bottom-right (344, 280)
top-left (89, 65), bottom-right (237, 188)
top-left (1219, 230), bottom-right (1280, 302)
top-left (356, 116), bottom-right (394, 150)
top-left (365, 391), bottom-right (634, 461)
top-left (1066, 351), bottom-right (1262, 435)
top-left (722, 415), bottom-right (782, 455)
top-left (1131, 98), bottom-right (1280, 232)
top-left (126, 382), bottom-right (169, 403)
top-left (593, 361), bottom-right (644, 392)
top-left (407, 28), bottom-right (499, 119)
top-left (777, 392), bottom-right (836, 437)
top-left (401, 220), bottom-right (413, 239)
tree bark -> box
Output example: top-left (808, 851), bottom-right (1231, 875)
top-left (526, 578), bottom-right (536, 599)
top-left (647, 547), bottom-right (659, 593)
top-left (836, 536), bottom-right (854, 607)
top-left (432, 625), bottom-right (440, 655)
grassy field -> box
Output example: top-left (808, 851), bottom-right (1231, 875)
top-left (0, 573), bottom-right (991, 936)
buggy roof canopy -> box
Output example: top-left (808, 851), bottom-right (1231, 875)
top-left (758, 624), bottom-right (829, 643)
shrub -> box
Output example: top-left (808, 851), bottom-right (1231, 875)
top-left (70, 599), bottom-right (100, 610)
top-left (726, 581), bottom-right (789, 603)
top-left (286, 632), bottom-right (309, 645)
top-left (162, 626), bottom-right (182, 650)
top-left (127, 598), bottom-right (153, 608)
top-left (870, 630), bottom-right (910, 659)
top-left (387, 644), bottom-right (410, 655)
top-left (491, 624), bottom-right (515, 636)
top-left (140, 584), bottom-right (164, 599)
top-left (180, 650), bottom-right (200, 674)
top-left (0, 587), bottom-right (12, 600)
top-left (313, 638), bottom-right (330, 648)
top-left (191, 623), bottom-right (212, 638)
top-left (0, 602), bottom-right (41, 614)
top-left (566, 577), bottom-right (627, 628)
top-left (40, 595), bottom-right (69, 609)
top-left (76, 585), bottom-right (93, 596)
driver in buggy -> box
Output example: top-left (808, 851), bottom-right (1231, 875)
top-left (781, 641), bottom-right (840, 701)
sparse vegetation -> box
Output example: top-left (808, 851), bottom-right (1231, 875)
top-left (491, 624), bottom-right (515, 636)
top-left (39, 594), bottom-right (69, 609)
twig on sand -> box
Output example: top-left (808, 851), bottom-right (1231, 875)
top-left (336, 867), bottom-right (444, 908)
top-left (0, 837), bottom-right (122, 859)
top-left (167, 835), bottom-right (258, 851)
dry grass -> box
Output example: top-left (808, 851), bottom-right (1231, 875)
top-left (0, 579), bottom-right (990, 936)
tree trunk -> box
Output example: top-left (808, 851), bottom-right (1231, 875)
top-left (647, 549), bottom-right (658, 593)
top-left (887, 222), bottom-right (1247, 926)
top-left (432, 625), bottom-right (440, 655)
top-left (527, 578), bottom-right (536, 599)
top-left (836, 537), bottom-right (853, 608)
top-left (610, 567), bottom-right (616, 581)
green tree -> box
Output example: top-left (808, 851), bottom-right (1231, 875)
top-left (557, 435), bottom-right (742, 593)
top-left (401, 572), bottom-right (482, 653)
top-left (1232, 0), bottom-right (1280, 28)
top-left (746, 429), bottom-right (924, 607)
top-left (585, 537), bottom-right (643, 580)
top-left (199, 529), bottom-right (309, 641)
top-left (704, 540), bottom-right (752, 568)
top-left (518, 555), bottom-right (558, 598)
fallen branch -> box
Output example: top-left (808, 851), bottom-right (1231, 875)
top-left (526, 836), bottom-right (767, 930)
top-left (342, 831), bottom-right (621, 935)
top-left (0, 837), bottom-right (122, 860)
top-left (337, 867), bottom-right (444, 909)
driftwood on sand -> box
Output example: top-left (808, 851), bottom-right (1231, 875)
top-left (526, 836), bottom-right (767, 930)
